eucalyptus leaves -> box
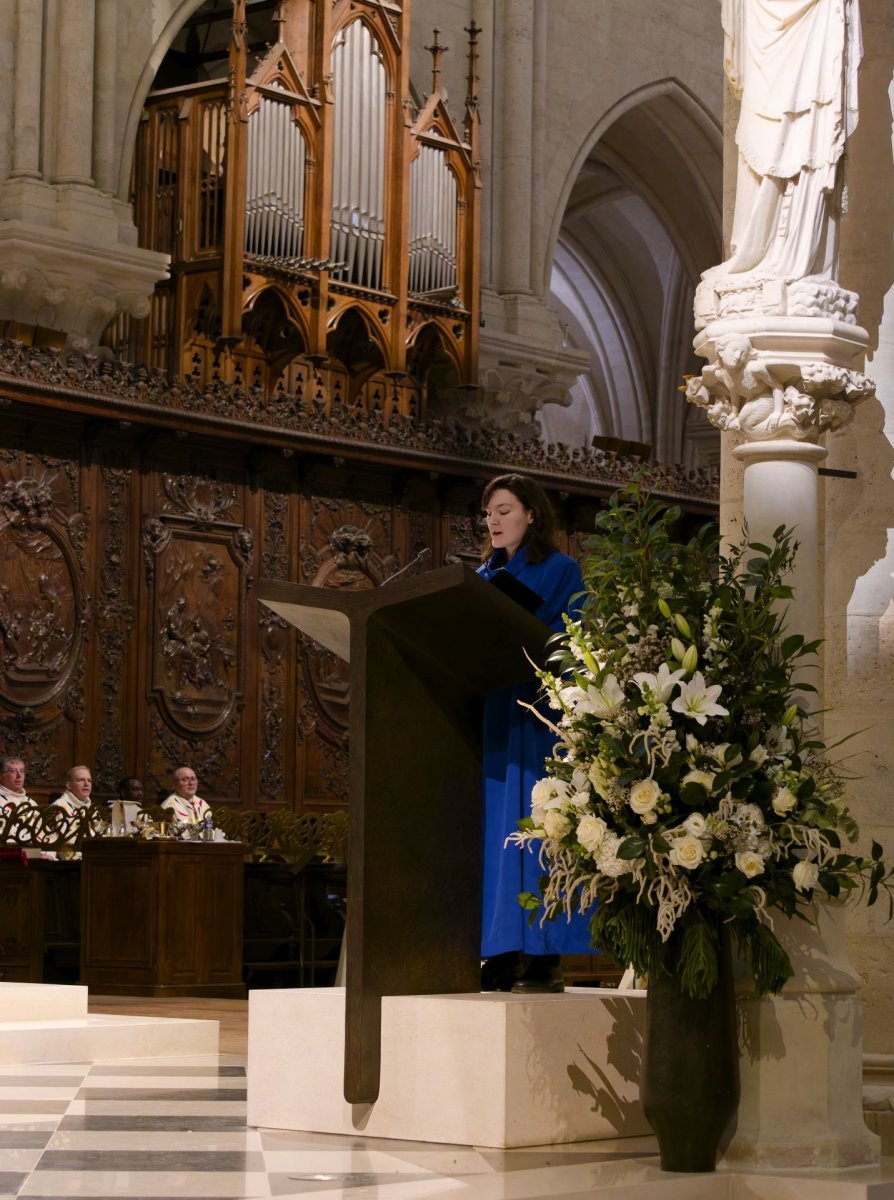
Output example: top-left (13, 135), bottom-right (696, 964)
top-left (513, 484), bottom-right (891, 999)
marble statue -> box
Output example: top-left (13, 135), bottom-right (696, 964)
top-left (717, 0), bottom-right (862, 285)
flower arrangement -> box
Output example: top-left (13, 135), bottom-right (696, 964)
top-left (513, 484), bottom-right (891, 999)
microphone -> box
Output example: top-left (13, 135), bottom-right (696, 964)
top-left (381, 547), bottom-right (432, 585)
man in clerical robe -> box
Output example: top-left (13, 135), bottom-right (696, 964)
top-left (0, 756), bottom-right (39, 841)
top-left (53, 765), bottom-right (94, 817)
top-left (162, 766), bottom-right (212, 827)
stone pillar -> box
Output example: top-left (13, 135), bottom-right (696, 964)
top-left (686, 303), bottom-right (876, 1170)
top-left (11, 0), bottom-right (43, 179)
top-left (684, 0), bottom-right (879, 1167)
top-left (92, 0), bottom-right (118, 194)
top-left (728, 903), bottom-right (878, 1168)
top-left (52, 0), bottom-right (96, 186)
top-left (494, 0), bottom-right (533, 295)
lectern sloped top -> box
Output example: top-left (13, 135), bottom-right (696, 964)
top-left (259, 562), bottom-right (555, 688)
top-left (258, 563), bottom-right (557, 1105)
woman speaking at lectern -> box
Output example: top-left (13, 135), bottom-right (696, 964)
top-left (477, 474), bottom-right (592, 991)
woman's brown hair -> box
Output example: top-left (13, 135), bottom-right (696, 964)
top-left (480, 474), bottom-right (559, 565)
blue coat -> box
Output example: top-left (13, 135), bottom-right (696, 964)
top-left (477, 546), bottom-right (594, 956)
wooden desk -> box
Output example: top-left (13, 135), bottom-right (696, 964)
top-left (0, 857), bottom-right (80, 982)
top-left (80, 839), bottom-right (245, 997)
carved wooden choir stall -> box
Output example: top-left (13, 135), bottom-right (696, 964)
top-left (0, 0), bottom-right (716, 995)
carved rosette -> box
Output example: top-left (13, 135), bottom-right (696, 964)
top-left (686, 321), bottom-right (875, 446)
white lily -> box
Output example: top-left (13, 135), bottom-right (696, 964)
top-left (573, 674), bottom-right (626, 719)
top-left (671, 672), bottom-right (729, 726)
top-left (632, 662), bottom-right (686, 704)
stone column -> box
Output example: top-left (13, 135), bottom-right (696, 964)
top-left (52, 0), bottom-right (96, 185)
top-left (92, 0), bottom-right (118, 194)
top-left (11, 0), bottom-right (43, 179)
top-left (684, 0), bottom-right (879, 1168)
top-left (494, 0), bottom-right (533, 295)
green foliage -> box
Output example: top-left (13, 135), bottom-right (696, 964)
top-left (512, 482), bottom-right (894, 1002)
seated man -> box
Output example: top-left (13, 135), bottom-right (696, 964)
top-left (116, 776), bottom-right (144, 831)
top-left (53, 765), bottom-right (94, 817)
top-left (162, 766), bottom-right (212, 827)
top-left (0, 755), bottom-right (39, 841)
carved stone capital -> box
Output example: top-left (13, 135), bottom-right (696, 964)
top-left (686, 317), bottom-right (874, 446)
top-left (0, 183), bottom-right (168, 350)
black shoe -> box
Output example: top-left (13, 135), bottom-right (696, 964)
top-left (481, 951), bottom-right (521, 991)
top-left (510, 953), bottom-right (564, 994)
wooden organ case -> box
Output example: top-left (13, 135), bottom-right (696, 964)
top-left (115, 0), bottom-right (481, 423)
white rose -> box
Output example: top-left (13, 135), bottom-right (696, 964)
top-left (711, 743), bottom-right (741, 766)
top-left (629, 778), bottom-right (662, 816)
top-left (772, 786), bottom-right (798, 815)
top-left (683, 812), bottom-right (708, 838)
top-left (531, 778), bottom-right (555, 808)
top-left (669, 835), bottom-right (705, 870)
top-left (542, 808), bottom-right (572, 840)
top-left (750, 745), bottom-right (768, 766)
top-left (793, 861), bottom-right (820, 893)
top-left (577, 814), bottom-right (608, 854)
top-left (682, 769), bottom-right (716, 793)
top-left (736, 850), bottom-right (765, 878)
top-left (686, 733), bottom-right (700, 753)
top-left (595, 833), bottom-right (633, 878)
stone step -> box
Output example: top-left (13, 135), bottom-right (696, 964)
top-left (0, 981), bottom-right (87, 1022)
top-left (0, 984), bottom-right (218, 1064)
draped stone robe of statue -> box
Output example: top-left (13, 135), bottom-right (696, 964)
top-left (715, 0), bottom-right (862, 285)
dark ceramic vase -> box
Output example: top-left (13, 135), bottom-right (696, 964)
top-left (640, 931), bottom-right (740, 1172)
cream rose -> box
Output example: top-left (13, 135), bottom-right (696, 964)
top-left (542, 809), bottom-right (572, 840)
top-left (683, 812), bottom-right (708, 838)
top-left (682, 769), bottom-right (716, 793)
top-left (531, 778), bottom-right (555, 808)
top-left (669, 835), bottom-right (705, 870)
top-left (577, 814), bottom-right (608, 855)
top-left (629, 778), bottom-right (661, 816)
top-left (793, 860), bottom-right (819, 892)
top-left (735, 850), bottom-right (765, 878)
top-left (771, 786), bottom-right (797, 815)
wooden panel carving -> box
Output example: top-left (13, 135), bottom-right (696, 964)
top-left (0, 452), bottom-right (88, 788)
top-left (142, 466), bottom-right (254, 801)
top-left (296, 494), bottom-right (395, 809)
top-left (94, 458), bottom-right (135, 791)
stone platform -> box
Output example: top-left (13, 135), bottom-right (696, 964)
top-left (0, 981), bottom-right (218, 1063)
top-left (247, 986), bottom-right (649, 1148)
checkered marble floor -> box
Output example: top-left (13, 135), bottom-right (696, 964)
top-left (0, 1054), bottom-right (672, 1199)
top-left (2, 1054), bottom-right (894, 1199)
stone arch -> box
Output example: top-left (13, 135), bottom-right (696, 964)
top-left (540, 79), bottom-right (723, 469)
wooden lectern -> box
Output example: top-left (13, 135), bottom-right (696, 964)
top-left (260, 564), bottom-right (554, 1104)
